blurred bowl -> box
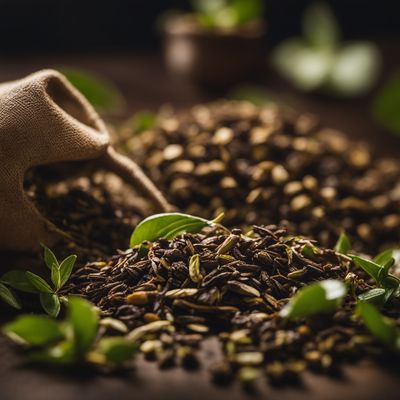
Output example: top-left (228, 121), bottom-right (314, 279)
top-left (164, 15), bottom-right (266, 89)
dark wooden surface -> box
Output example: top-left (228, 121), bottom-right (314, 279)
top-left (0, 38), bottom-right (399, 400)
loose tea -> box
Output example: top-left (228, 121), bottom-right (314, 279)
top-left (65, 224), bottom-right (400, 384)
top-left (25, 168), bottom-right (145, 261)
top-left (123, 101), bottom-right (400, 252)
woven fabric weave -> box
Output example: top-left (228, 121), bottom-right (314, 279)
top-left (0, 69), bottom-right (169, 252)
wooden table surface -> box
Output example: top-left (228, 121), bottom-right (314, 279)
top-left (0, 39), bottom-right (399, 399)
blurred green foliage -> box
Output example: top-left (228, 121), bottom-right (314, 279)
top-left (271, 2), bottom-right (381, 98)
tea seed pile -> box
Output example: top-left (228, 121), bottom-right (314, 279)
top-left (66, 225), bottom-right (399, 384)
top-left (124, 101), bottom-right (400, 253)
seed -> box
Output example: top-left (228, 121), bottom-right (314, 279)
top-left (163, 144), bottom-right (183, 160)
top-left (235, 352), bottom-right (263, 366)
top-left (187, 323), bottom-right (209, 333)
top-left (290, 195), bottom-right (312, 212)
top-left (126, 291), bottom-right (156, 305)
top-left (127, 321), bottom-right (171, 342)
top-left (165, 288), bottom-right (199, 298)
top-left (227, 281), bottom-right (260, 297)
top-left (271, 165), bottom-right (289, 185)
top-left (99, 318), bottom-right (128, 333)
top-left (188, 254), bottom-right (203, 283)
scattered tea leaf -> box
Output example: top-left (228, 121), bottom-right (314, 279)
top-left (281, 279), bottom-right (347, 319)
top-left (26, 272), bottom-right (54, 294)
top-left (335, 232), bottom-right (351, 255)
top-left (373, 70), bottom-right (400, 136)
top-left (130, 213), bottom-right (214, 247)
top-left (356, 301), bottom-right (400, 350)
top-left (40, 293), bottom-right (61, 318)
top-left (68, 297), bottom-right (99, 356)
top-left (0, 283), bottom-right (21, 309)
top-left (3, 315), bottom-right (63, 346)
top-left (60, 67), bottom-right (125, 114)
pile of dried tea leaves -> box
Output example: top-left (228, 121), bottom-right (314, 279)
top-left (65, 224), bottom-right (400, 384)
top-left (123, 100), bottom-right (400, 253)
top-left (25, 167), bottom-right (145, 261)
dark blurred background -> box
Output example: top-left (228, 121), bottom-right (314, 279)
top-left (0, 0), bottom-right (399, 52)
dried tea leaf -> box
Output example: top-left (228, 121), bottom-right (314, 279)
top-left (126, 320), bottom-right (171, 342)
top-left (165, 288), bottom-right (199, 298)
top-left (189, 254), bottom-right (203, 283)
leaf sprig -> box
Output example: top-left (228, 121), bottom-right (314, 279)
top-left (3, 297), bottom-right (137, 368)
top-left (0, 245), bottom-right (77, 317)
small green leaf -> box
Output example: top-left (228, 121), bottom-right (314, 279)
top-left (60, 67), bottom-right (125, 114)
top-left (0, 283), bottom-right (21, 309)
top-left (373, 70), bottom-right (400, 136)
top-left (51, 263), bottom-right (61, 291)
top-left (326, 42), bottom-right (381, 97)
top-left (302, 1), bottom-right (340, 49)
top-left (3, 315), bottom-right (63, 346)
top-left (373, 249), bottom-right (396, 269)
top-left (280, 279), bottom-right (347, 320)
top-left (30, 341), bottom-right (75, 365)
top-left (358, 288), bottom-right (387, 307)
top-left (130, 111), bottom-right (156, 134)
top-left (356, 301), bottom-right (400, 350)
top-left (271, 38), bottom-right (333, 91)
top-left (68, 297), bottom-right (99, 357)
top-left (351, 256), bottom-right (383, 284)
top-left (26, 272), bottom-right (54, 294)
top-left (0, 270), bottom-right (39, 293)
top-left (95, 337), bottom-right (137, 365)
top-left (42, 244), bottom-right (59, 270)
top-left (40, 293), bottom-right (61, 318)
top-left (130, 213), bottom-right (214, 247)
top-left (335, 232), bottom-right (351, 255)
top-left (59, 255), bottom-right (77, 288)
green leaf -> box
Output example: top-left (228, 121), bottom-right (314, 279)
top-left (30, 341), bottom-right (75, 365)
top-left (373, 70), bottom-right (400, 136)
top-left (302, 1), bottom-right (340, 49)
top-left (374, 249), bottom-right (398, 269)
top-left (95, 337), bottom-right (137, 365)
top-left (326, 42), bottom-right (381, 97)
top-left (130, 111), bottom-right (156, 134)
top-left (358, 288), bottom-right (387, 307)
top-left (3, 315), bottom-right (63, 346)
top-left (356, 301), bottom-right (399, 350)
top-left (59, 255), bottom-right (77, 288)
top-left (68, 297), bottom-right (99, 357)
top-left (42, 244), bottom-right (59, 270)
top-left (51, 263), bottom-right (61, 291)
top-left (60, 67), bottom-right (125, 114)
top-left (280, 279), bottom-right (347, 320)
top-left (0, 283), bottom-right (21, 309)
top-left (26, 272), bottom-right (54, 294)
top-left (231, 0), bottom-right (264, 25)
top-left (351, 255), bottom-right (383, 284)
top-left (40, 293), bottom-right (61, 318)
top-left (0, 270), bottom-right (39, 293)
top-left (335, 232), bottom-right (351, 255)
top-left (130, 213), bottom-right (214, 247)
top-left (271, 38), bottom-right (333, 91)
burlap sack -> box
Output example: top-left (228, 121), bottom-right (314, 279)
top-left (0, 69), bottom-right (170, 252)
